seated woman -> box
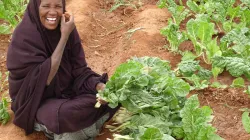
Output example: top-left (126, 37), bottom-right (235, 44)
top-left (6, 0), bottom-right (118, 139)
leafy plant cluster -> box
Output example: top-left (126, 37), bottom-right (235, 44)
top-left (0, 0), bottom-right (28, 34)
top-left (0, 97), bottom-right (10, 125)
top-left (158, 0), bottom-right (250, 81)
top-left (97, 57), bottom-right (222, 140)
top-left (0, 71), bottom-right (10, 125)
top-left (175, 53), bottom-right (212, 90)
top-left (107, 0), bottom-right (142, 12)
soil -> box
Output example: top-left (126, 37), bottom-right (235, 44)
top-left (0, 0), bottom-right (250, 140)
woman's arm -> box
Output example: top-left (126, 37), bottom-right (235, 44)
top-left (47, 13), bottom-right (75, 85)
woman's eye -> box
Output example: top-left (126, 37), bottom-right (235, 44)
top-left (56, 5), bottom-right (62, 8)
top-left (42, 5), bottom-right (49, 8)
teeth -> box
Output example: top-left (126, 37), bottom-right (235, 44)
top-left (47, 18), bottom-right (56, 21)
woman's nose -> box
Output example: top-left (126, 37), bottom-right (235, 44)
top-left (48, 8), bottom-right (57, 15)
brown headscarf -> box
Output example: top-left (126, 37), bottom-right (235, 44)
top-left (7, 0), bottom-right (107, 135)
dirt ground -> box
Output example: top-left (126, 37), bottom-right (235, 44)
top-left (0, 0), bottom-right (250, 140)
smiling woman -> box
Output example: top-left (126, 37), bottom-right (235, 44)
top-left (6, 0), bottom-right (119, 140)
top-left (39, 0), bottom-right (63, 30)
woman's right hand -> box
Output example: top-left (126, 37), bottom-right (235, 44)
top-left (60, 12), bottom-right (75, 38)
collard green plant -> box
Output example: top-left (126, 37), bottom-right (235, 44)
top-left (186, 18), bottom-right (216, 56)
top-left (212, 56), bottom-right (250, 78)
top-left (220, 27), bottom-right (250, 56)
top-left (140, 127), bottom-right (174, 140)
top-left (0, 97), bottom-right (10, 125)
top-left (157, 0), bottom-right (177, 8)
top-left (159, 0), bottom-right (189, 53)
top-left (186, 0), bottom-right (205, 14)
top-left (231, 77), bottom-right (245, 88)
top-left (157, 0), bottom-right (167, 8)
top-left (240, 0), bottom-right (250, 9)
top-left (242, 111), bottom-right (250, 133)
top-left (168, 5), bottom-right (189, 26)
top-left (158, 0), bottom-right (250, 81)
top-left (0, 71), bottom-right (10, 125)
top-left (244, 86), bottom-right (250, 94)
top-left (96, 57), bottom-right (190, 139)
top-left (179, 94), bottom-right (223, 140)
top-left (160, 19), bottom-right (187, 52)
top-left (97, 56), bottom-right (188, 111)
top-left (108, 0), bottom-right (141, 12)
top-left (210, 82), bottom-right (227, 89)
top-left (97, 57), bottom-right (221, 139)
top-left (0, 0), bottom-right (28, 34)
top-left (239, 8), bottom-right (250, 27)
top-left (211, 67), bottom-right (221, 81)
top-left (176, 58), bottom-right (212, 90)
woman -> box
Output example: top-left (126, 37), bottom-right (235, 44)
top-left (7, 0), bottom-right (118, 139)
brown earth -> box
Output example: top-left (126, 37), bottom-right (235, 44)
top-left (0, 0), bottom-right (250, 140)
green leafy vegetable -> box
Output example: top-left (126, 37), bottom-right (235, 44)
top-left (177, 60), bottom-right (200, 77)
top-left (221, 27), bottom-right (250, 55)
top-left (212, 56), bottom-right (250, 78)
top-left (242, 112), bottom-right (250, 133)
top-left (231, 77), bottom-right (245, 88)
top-left (0, 0), bottom-right (28, 34)
top-left (157, 0), bottom-right (167, 8)
top-left (97, 57), bottom-right (192, 139)
top-left (140, 127), bottom-right (163, 140)
top-left (180, 94), bottom-right (223, 140)
top-left (187, 0), bottom-right (205, 14)
top-left (98, 57), bottom-right (189, 111)
top-left (0, 97), bottom-right (10, 125)
top-left (244, 86), bottom-right (250, 94)
top-left (168, 5), bottom-right (190, 26)
top-left (211, 67), bottom-right (222, 81)
top-left (181, 51), bottom-right (197, 61)
top-left (176, 59), bottom-right (211, 90)
top-left (160, 20), bottom-right (187, 52)
top-left (239, 9), bottom-right (250, 27)
top-left (186, 18), bottom-right (216, 56)
top-left (205, 38), bottom-right (222, 64)
top-left (211, 82), bottom-right (227, 89)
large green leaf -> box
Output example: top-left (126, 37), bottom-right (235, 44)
top-left (206, 38), bottom-right (222, 64)
top-left (178, 60), bottom-right (200, 77)
top-left (197, 21), bottom-right (215, 44)
top-left (187, 0), bottom-right (201, 13)
top-left (212, 56), bottom-right (250, 77)
top-left (227, 6), bottom-right (240, 21)
top-left (242, 112), bottom-right (250, 133)
top-left (231, 77), bottom-right (245, 88)
top-left (140, 128), bottom-right (163, 140)
top-left (221, 27), bottom-right (250, 54)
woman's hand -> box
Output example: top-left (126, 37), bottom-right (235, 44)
top-left (96, 82), bottom-right (106, 91)
top-left (60, 12), bottom-right (75, 38)
top-left (96, 83), bottom-right (108, 105)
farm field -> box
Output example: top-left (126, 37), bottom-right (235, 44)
top-left (0, 0), bottom-right (250, 140)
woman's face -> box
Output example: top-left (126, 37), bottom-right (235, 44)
top-left (39, 0), bottom-right (63, 30)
